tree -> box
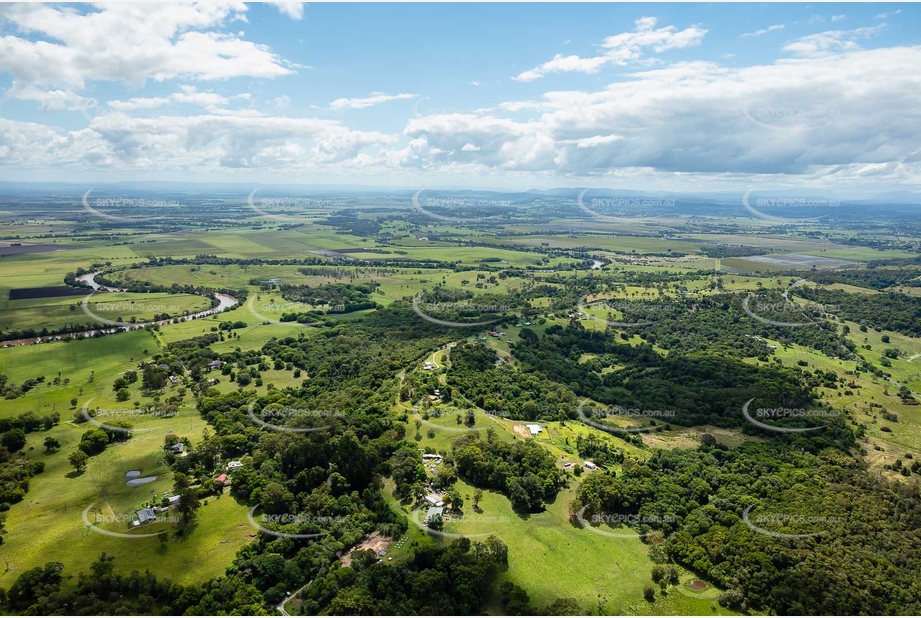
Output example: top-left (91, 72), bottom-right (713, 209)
top-left (261, 482), bottom-right (294, 515)
top-left (68, 450), bottom-right (88, 473)
top-left (0, 429), bottom-right (26, 453)
top-left (115, 388), bottom-right (130, 402)
top-left (643, 585), bottom-right (656, 602)
top-left (43, 436), bottom-right (61, 452)
top-left (142, 364), bottom-right (168, 391)
top-left (177, 487), bottom-right (200, 524)
top-left (70, 397), bottom-right (78, 409)
top-left (78, 428), bottom-right (110, 455)
top-left (473, 488), bottom-right (484, 510)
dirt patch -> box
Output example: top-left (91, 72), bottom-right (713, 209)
top-left (688, 580), bottom-right (708, 591)
top-left (642, 425), bottom-right (761, 450)
top-left (340, 532), bottom-right (393, 567)
top-left (863, 436), bottom-right (920, 479)
top-left (512, 424), bottom-right (531, 439)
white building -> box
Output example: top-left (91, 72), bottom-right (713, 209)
top-left (525, 424), bottom-right (542, 436)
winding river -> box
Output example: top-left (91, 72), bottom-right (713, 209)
top-left (1, 272), bottom-right (239, 348)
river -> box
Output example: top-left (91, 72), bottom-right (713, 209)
top-left (1, 272), bottom-right (239, 348)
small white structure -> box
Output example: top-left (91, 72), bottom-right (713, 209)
top-left (525, 424), bottom-right (542, 436)
top-left (583, 461), bottom-right (597, 470)
top-left (170, 443), bottom-right (185, 454)
top-left (423, 361), bottom-right (436, 370)
top-left (424, 493), bottom-right (444, 507)
top-left (227, 460), bottom-right (244, 470)
top-left (167, 495), bottom-right (181, 506)
top-left (136, 508), bottom-right (157, 525)
top-left (425, 506), bottom-right (444, 525)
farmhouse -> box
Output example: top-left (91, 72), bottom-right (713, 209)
top-left (583, 461), bottom-right (597, 470)
top-left (525, 424), bottom-right (542, 436)
top-left (135, 507), bottom-right (157, 525)
top-left (169, 442), bottom-right (185, 454)
top-left (227, 460), bottom-right (244, 470)
top-left (424, 492), bottom-right (444, 507)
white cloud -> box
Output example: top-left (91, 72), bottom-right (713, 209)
top-left (808, 15), bottom-right (824, 24)
top-left (470, 80), bottom-right (480, 87)
top-left (741, 24), bottom-right (785, 38)
top-left (5, 82), bottom-right (96, 112)
top-left (575, 134), bottom-right (623, 148)
top-left (514, 17), bottom-right (707, 81)
top-left (0, 3), bottom-right (300, 110)
top-left (403, 46), bottom-right (921, 184)
top-left (267, 2), bottom-right (306, 20)
top-left (107, 86), bottom-right (253, 114)
top-left (831, 15), bottom-right (846, 22)
top-left (0, 111), bottom-right (398, 171)
top-left (782, 24), bottom-right (886, 57)
top-left (874, 10), bottom-right (899, 20)
top-left (329, 91), bottom-right (417, 111)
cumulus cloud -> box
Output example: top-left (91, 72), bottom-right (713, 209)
top-left (266, 2), bottom-right (306, 20)
top-left (403, 46), bottom-right (921, 184)
top-left (782, 24), bottom-right (886, 57)
top-left (514, 17), bottom-right (707, 82)
top-left (329, 91), bottom-right (418, 111)
top-left (741, 24), bottom-right (784, 38)
top-left (0, 3), bottom-right (300, 109)
top-left (107, 86), bottom-right (254, 115)
top-left (0, 111), bottom-right (398, 171)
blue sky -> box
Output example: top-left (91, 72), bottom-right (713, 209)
top-left (0, 2), bottom-right (918, 194)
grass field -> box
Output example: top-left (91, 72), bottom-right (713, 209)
top-left (0, 402), bottom-right (251, 586)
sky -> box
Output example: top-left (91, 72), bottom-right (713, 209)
top-left (0, 2), bottom-right (919, 194)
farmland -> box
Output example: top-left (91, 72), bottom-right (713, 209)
top-left (1, 186), bottom-right (920, 615)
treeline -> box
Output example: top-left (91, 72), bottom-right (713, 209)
top-left (573, 444), bottom-right (921, 614)
top-left (512, 325), bottom-right (852, 440)
top-left (796, 287), bottom-right (921, 337)
top-left (807, 267), bottom-right (921, 290)
top-left (298, 536), bottom-right (508, 614)
top-left (279, 281), bottom-right (380, 315)
top-left (452, 432), bottom-right (566, 511)
top-left (443, 342), bottom-right (576, 421)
